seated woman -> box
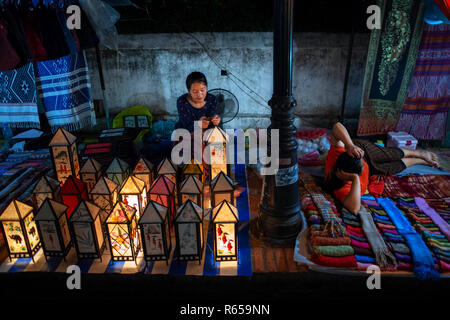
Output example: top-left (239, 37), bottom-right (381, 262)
top-left (175, 71), bottom-right (221, 132)
top-left (325, 122), bottom-right (439, 214)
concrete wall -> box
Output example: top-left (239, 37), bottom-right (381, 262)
top-left (86, 32), bottom-right (369, 130)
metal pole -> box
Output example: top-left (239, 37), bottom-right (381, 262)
top-left (255, 0), bottom-right (301, 246)
top-left (95, 45), bottom-right (111, 129)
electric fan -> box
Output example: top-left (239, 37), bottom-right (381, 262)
top-left (208, 88), bottom-right (239, 124)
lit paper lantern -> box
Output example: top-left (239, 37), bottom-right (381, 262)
top-left (174, 200), bottom-right (204, 262)
top-left (89, 176), bottom-right (118, 224)
top-left (106, 202), bottom-right (140, 262)
top-left (183, 159), bottom-right (204, 183)
top-left (106, 157), bottom-right (129, 187)
top-left (79, 158), bottom-right (102, 192)
top-left (119, 175), bottom-right (147, 220)
top-left (69, 201), bottom-right (106, 260)
top-left (156, 158), bottom-right (178, 202)
top-left (148, 176), bottom-right (176, 225)
top-left (180, 175), bottom-right (203, 208)
top-left (132, 157), bottom-right (154, 193)
top-left (204, 126), bottom-right (229, 181)
top-left (32, 175), bottom-right (60, 209)
top-left (138, 201), bottom-right (171, 266)
top-left (34, 199), bottom-right (72, 260)
top-left (49, 127), bottom-right (80, 184)
top-left (210, 171), bottom-right (235, 207)
top-left (0, 200), bottom-right (41, 261)
top-left (211, 200), bottom-right (239, 261)
top-left (60, 175), bottom-right (88, 219)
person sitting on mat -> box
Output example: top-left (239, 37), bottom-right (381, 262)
top-left (325, 122), bottom-right (439, 214)
top-left (175, 71), bottom-right (221, 132)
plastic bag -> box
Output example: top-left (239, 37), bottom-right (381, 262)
top-left (79, 0), bottom-right (120, 50)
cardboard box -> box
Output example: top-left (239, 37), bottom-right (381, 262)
top-left (387, 131), bottom-right (418, 150)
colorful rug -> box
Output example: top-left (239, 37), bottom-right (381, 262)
top-left (395, 23), bottom-right (450, 140)
top-left (35, 50), bottom-right (95, 131)
top-left (0, 62), bottom-right (39, 128)
top-left (380, 174), bottom-right (450, 199)
top-left (357, 0), bottom-right (425, 136)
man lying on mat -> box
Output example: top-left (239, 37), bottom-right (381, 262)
top-left (325, 122), bottom-right (439, 214)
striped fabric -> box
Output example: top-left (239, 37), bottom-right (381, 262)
top-left (395, 23), bottom-right (450, 140)
top-left (35, 50), bottom-right (95, 131)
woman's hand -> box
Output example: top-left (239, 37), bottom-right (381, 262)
top-left (346, 143), bottom-right (364, 159)
top-left (211, 115), bottom-right (221, 126)
top-left (200, 116), bottom-right (210, 129)
top-left (336, 169), bottom-right (359, 182)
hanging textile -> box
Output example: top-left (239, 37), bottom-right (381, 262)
top-left (432, 0), bottom-right (450, 20)
top-left (21, 8), bottom-right (47, 61)
top-left (35, 50), bottom-right (94, 131)
top-left (395, 23), bottom-right (450, 140)
top-left (0, 19), bottom-right (20, 71)
top-left (0, 62), bottom-right (39, 128)
top-left (357, 0), bottom-right (425, 136)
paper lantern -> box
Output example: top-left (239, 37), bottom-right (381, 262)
top-left (210, 171), bottom-right (235, 207)
top-left (148, 176), bottom-right (176, 225)
top-left (60, 175), bottom-right (89, 219)
top-left (204, 126), bottom-right (229, 181)
top-left (174, 200), bottom-right (204, 262)
top-left (132, 157), bottom-right (154, 193)
top-left (34, 199), bottom-right (71, 260)
top-left (69, 201), bottom-right (105, 260)
top-left (156, 158), bottom-right (178, 202)
top-left (0, 200), bottom-right (41, 261)
top-left (180, 175), bottom-right (203, 208)
top-left (106, 157), bottom-right (129, 187)
top-left (105, 202), bottom-right (140, 262)
top-left (49, 127), bottom-right (80, 184)
top-left (138, 201), bottom-right (171, 266)
top-left (211, 200), bottom-right (239, 261)
top-left (32, 175), bottom-right (60, 209)
top-left (119, 175), bottom-right (147, 220)
top-left (79, 158), bottom-right (102, 192)
top-left (89, 176), bottom-right (118, 224)
top-left (183, 159), bottom-right (204, 183)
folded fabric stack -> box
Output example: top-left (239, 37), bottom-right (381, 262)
top-left (380, 175), bottom-right (450, 199)
top-left (395, 197), bottom-right (450, 273)
top-left (426, 198), bottom-right (450, 225)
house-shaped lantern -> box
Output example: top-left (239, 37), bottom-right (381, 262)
top-left (106, 157), bottom-right (129, 187)
top-left (69, 201), bottom-right (105, 260)
top-left (183, 159), bottom-right (204, 183)
top-left (138, 201), bottom-right (171, 266)
top-left (60, 175), bottom-right (88, 219)
top-left (49, 127), bottom-right (80, 184)
top-left (132, 157), bottom-right (154, 193)
top-left (89, 176), bottom-right (118, 224)
top-left (34, 199), bottom-right (72, 260)
top-left (211, 200), bottom-right (239, 261)
top-left (0, 200), bottom-right (41, 261)
top-left (79, 158), bottom-right (102, 192)
top-left (210, 171), bottom-right (235, 207)
top-left (204, 126), bottom-right (229, 181)
top-left (119, 175), bottom-right (147, 220)
top-left (32, 175), bottom-right (60, 209)
top-left (156, 158), bottom-right (178, 201)
top-left (148, 176), bottom-right (176, 225)
top-left (180, 175), bottom-right (203, 208)
top-left (174, 200), bottom-right (204, 262)
top-left (106, 202), bottom-right (140, 262)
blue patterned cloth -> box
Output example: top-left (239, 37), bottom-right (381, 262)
top-left (0, 62), bottom-right (39, 128)
top-left (35, 50), bottom-right (94, 131)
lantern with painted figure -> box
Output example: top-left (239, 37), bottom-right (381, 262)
top-left (34, 199), bottom-right (72, 260)
top-left (204, 126), bottom-right (229, 181)
top-left (106, 157), bottom-right (129, 187)
top-left (132, 157), bottom-right (154, 193)
top-left (138, 201), bottom-right (171, 266)
top-left (79, 158), bottom-right (102, 192)
top-left (60, 175), bottom-right (88, 219)
top-left (89, 176), bottom-right (118, 224)
top-left (180, 175), bottom-right (203, 208)
top-left (210, 171), bottom-right (235, 207)
top-left (211, 200), bottom-right (239, 261)
top-left (106, 202), bottom-right (140, 262)
top-left (69, 201), bottom-right (105, 260)
top-left (156, 157), bottom-right (178, 202)
top-left (174, 200), bottom-right (204, 262)
top-left (148, 176), bottom-right (176, 225)
top-left (119, 175), bottom-right (147, 220)
top-left (32, 175), bottom-right (60, 209)
top-left (49, 127), bottom-right (80, 184)
top-left (0, 200), bottom-right (41, 261)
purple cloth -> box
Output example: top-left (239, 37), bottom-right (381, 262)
top-left (415, 197), bottom-right (450, 241)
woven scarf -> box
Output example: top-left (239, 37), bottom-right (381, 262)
top-left (415, 197), bottom-right (450, 241)
top-left (313, 245), bottom-right (355, 257)
top-left (0, 62), bottom-right (39, 128)
top-left (311, 192), bottom-right (347, 238)
top-left (35, 50), bottom-right (94, 131)
top-left (377, 197), bottom-right (440, 280)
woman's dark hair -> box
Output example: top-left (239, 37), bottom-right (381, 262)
top-left (326, 152), bottom-right (363, 194)
top-left (186, 72), bottom-right (208, 90)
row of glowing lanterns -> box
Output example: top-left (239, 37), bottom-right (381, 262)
top-left (0, 127), bottom-right (240, 267)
